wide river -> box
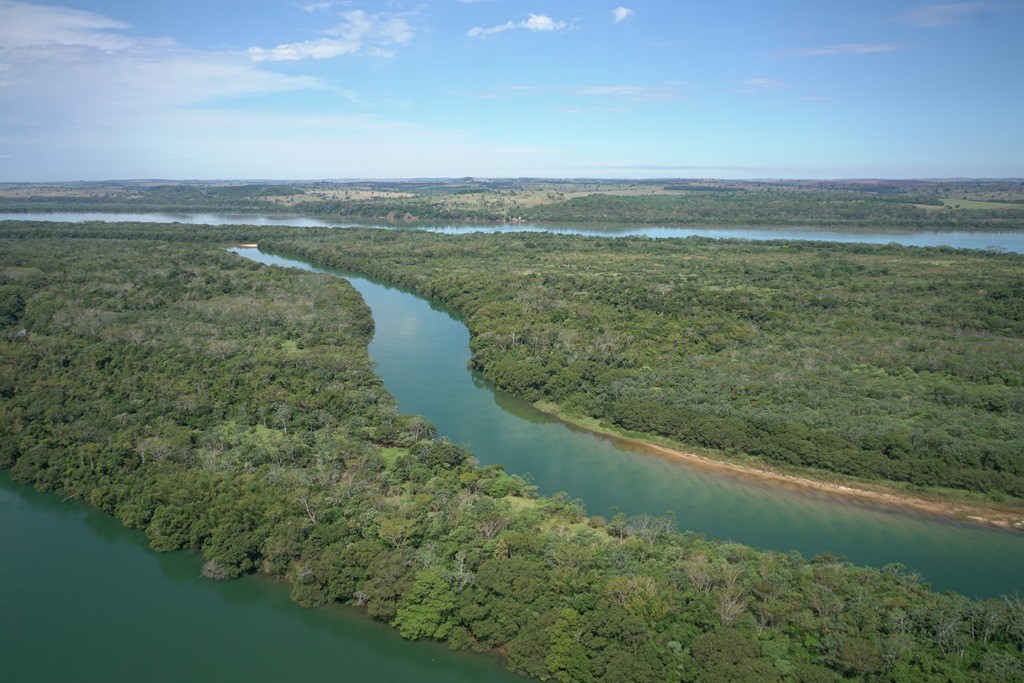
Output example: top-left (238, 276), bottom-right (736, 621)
top-left (0, 471), bottom-right (518, 682)
top-left (4, 216), bottom-right (1024, 681)
top-left (3, 211), bottom-right (1024, 252)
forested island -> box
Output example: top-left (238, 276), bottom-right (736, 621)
top-left (2, 178), bottom-right (1024, 230)
top-left (2, 221), bottom-right (1024, 681)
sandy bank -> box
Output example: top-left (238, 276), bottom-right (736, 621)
top-left (534, 403), bottom-right (1024, 532)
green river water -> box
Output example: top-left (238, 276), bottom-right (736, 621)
top-left (0, 470), bottom-right (517, 682)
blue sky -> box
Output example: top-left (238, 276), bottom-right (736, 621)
top-left (1, 1), bottom-right (1022, 180)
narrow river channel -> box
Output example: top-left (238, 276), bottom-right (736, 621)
top-left (232, 249), bottom-right (1024, 601)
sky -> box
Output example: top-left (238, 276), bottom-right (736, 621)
top-left (0, 1), bottom-right (1022, 180)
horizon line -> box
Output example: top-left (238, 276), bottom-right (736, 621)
top-left (2, 176), bottom-right (1023, 184)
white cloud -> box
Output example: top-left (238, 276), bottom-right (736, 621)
top-left (249, 10), bottom-right (414, 62)
top-left (611, 7), bottom-right (633, 24)
top-left (779, 43), bottom-right (902, 57)
top-left (468, 13), bottom-right (567, 38)
top-left (899, 2), bottom-right (1012, 27)
top-left (302, 1), bottom-right (336, 12)
top-left (369, 14), bottom-right (415, 45)
top-left (249, 38), bottom-right (359, 61)
top-left (467, 22), bottom-right (511, 38)
top-left (523, 14), bottom-right (565, 32)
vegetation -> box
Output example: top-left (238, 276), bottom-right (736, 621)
top-left (3, 225), bottom-right (1024, 681)
top-left (2, 178), bottom-right (1024, 230)
top-left (260, 230), bottom-right (1024, 504)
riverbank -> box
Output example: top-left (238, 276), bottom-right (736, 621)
top-left (533, 401), bottom-right (1024, 532)
top-left (5, 209), bottom-right (1024, 234)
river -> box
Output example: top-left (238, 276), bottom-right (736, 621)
top-left (233, 249), bottom-right (1024, 601)
top-left (2, 211), bottom-right (1023, 252)
top-left (4, 220), bottom-right (1024, 681)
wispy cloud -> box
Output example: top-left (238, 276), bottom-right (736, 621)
top-left (779, 43), bottom-right (902, 57)
top-left (249, 10), bottom-right (414, 61)
top-left (739, 78), bottom-right (789, 92)
top-left (899, 2), bottom-right (1013, 27)
top-left (302, 1), bottom-right (336, 12)
top-left (474, 82), bottom-right (688, 103)
top-left (575, 82), bottom-right (685, 102)
top-left (612, 7), bottom-right (634, 24)
top-left (0, 2), bottom-right (323, 118)
top-left (249, 38), bottom-right (358, 61)
top-left (0, 0), bottom-right (132, 51)
top-left (0, 4), bottom-right (559, 180)
top-left (468, 13), bottom-right (567, 38)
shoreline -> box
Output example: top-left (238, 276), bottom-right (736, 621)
top-left (3, 211), bottom-right (1023, 234)
top-left (638, 440), bottom-right (1024, 531)
top-left (533, 402), bottom-right (1024, 532)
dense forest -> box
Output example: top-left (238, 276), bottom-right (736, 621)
top-left (262, 230), bottom-right (1024, 505)
top-left (518, 192), bottom-right (1024, 230)
top-left (2, 178), bottom-right (1024, 230)
top-left (2, 225), bottom-right (1023, 681)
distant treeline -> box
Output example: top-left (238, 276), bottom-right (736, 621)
top-left (519, 193), bottom-right (1012, 228)
top-left (0, 184), bottom-right (299, 215)
top-left (3, 179), bottom-right (1024, 230)
top-left (2, 226), bottom-right (1023, 681)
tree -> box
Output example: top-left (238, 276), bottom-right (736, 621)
top-left (545, 608), bottom-right (593, 683)
top-left (393, 566), bottom-right (458, 640)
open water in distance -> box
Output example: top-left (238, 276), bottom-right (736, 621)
top-left (233, 249), bottom-right (1024, 601)
top-left (0, 471), bottom-right (519, 682)
top-left (3, 211), bottom-right (1023, 252)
